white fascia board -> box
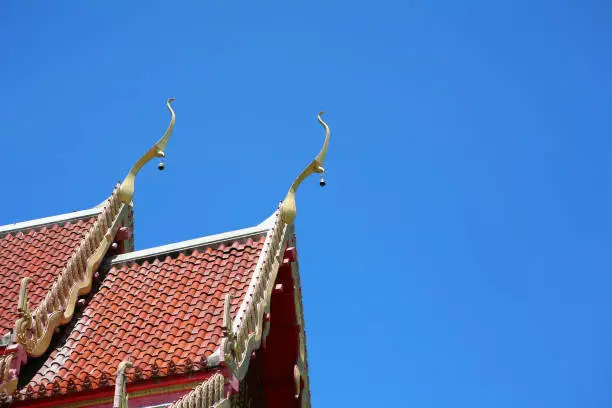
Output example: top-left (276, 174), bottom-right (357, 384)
top-left (110, 224), bottom-right (269, 266)
top-left (0, 207), bottom-right (102, 236)
top-left (110, 210), bottom-right (279, 266)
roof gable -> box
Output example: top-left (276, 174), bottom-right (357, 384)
top-left (18, 230), bottom-right (268, 401)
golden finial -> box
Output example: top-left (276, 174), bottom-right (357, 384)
top-left (118, 98), bottom-right (176, 204)
top-left (280, 112), bottom-right (331, 225)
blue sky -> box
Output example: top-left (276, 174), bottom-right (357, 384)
top-left (1, 1), bottom-right (611, 407)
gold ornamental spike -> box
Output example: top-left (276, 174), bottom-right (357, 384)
top-left (280, 112), bottom-right (331, 225)
top-left (113, 360), bottom-right (133, 408)
top-left (17, 277), bottom-right (32, 315)
top-left (223, 293), bottom-right (234, 335)
top-left (118, 98), bottom-right (176, 204)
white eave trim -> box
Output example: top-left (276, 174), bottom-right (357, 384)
top-left (110, 212), bottom-right (277, 266)
top-left (0, 207), bottom-right (102, 236)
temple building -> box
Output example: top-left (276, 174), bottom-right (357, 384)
top-left (0, 99), bottom-right (330, 407)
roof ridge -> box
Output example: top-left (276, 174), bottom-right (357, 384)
top-left (0, 207), bottom-right (102, 238)
top-left (109, 213), bottom-right (277, 267)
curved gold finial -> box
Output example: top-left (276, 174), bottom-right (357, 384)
top-left (118, 98), bottom-right (176, 204)
top-left (280, 112), bottom-right (331, 225)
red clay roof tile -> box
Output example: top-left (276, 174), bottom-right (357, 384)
top-left (0, 216), bottom-right (97, 333)
top-left (20, 234), bottom-right (266, 399)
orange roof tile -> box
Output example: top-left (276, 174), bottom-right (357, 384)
top-left (20, 233), bottom-right (266, 399)
top-left (0, 215), bottom-right (98, 334)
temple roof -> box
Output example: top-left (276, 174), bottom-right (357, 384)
top-left (19, 223), bottom-right (271, 400)
top-left (0, 209), bottom-right (101, 335)
top-left (0, 102), bottom-right (327, 407)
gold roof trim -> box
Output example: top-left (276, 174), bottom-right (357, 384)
top-left (220, 211), bottom-right (290, 380)
top-left (14, 186), bottom-right (128, 357)
top-left (0, 354), bottom-right (17, 396)
top-left (170, 372), bottom-right (228, 408)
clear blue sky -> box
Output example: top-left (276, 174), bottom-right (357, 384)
top-left (1, 2), bottom-right (611, 407)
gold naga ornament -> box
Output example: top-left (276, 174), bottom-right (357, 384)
top-left (15, 277), bottom-right (34, 348)
top-left (113, 360), bottom-right (133, 408)
top-left (118, 97), bottom-right (176, 204)
top-left (280, 112), bottom-right (331, 225)
top-left (14, 98), bottom-right (176, 360)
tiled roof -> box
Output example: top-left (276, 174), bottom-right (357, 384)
top-left (0, 215), bottom-right (98, 334)
top-left (20, 232), bottom-right (267, 399)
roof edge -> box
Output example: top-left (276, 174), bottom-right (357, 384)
top-left (12, 187), bottom-right (126, 357)
top-left (207, 211), bottom-right (293, 374)
top-left (0, 207), bottom-right (102, 237)
top-left (109, 211), bottom-right (277, 267)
